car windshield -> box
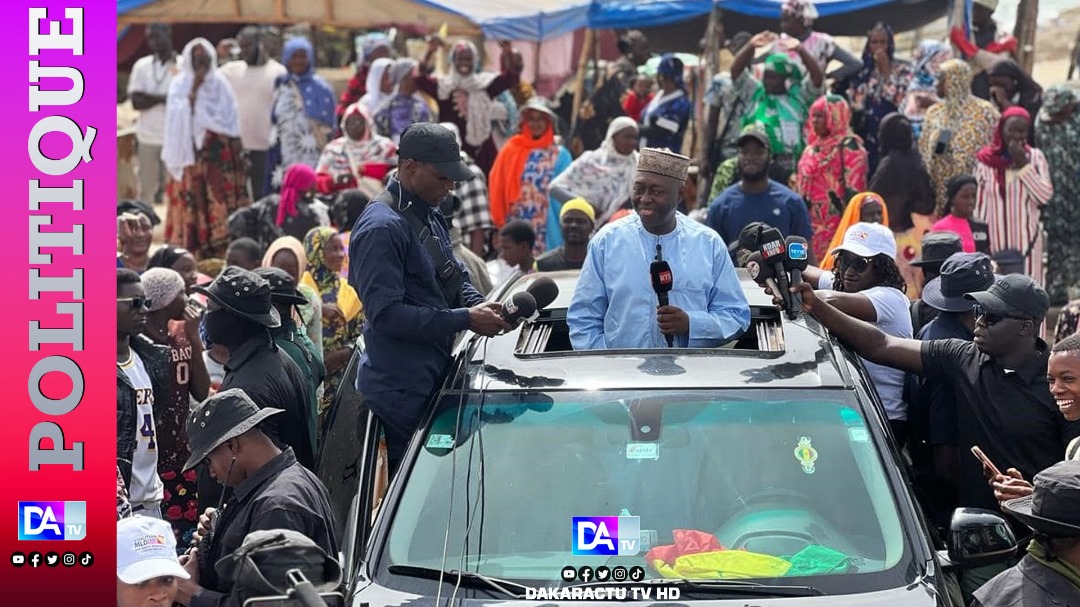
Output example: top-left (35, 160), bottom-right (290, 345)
top-left (377, 389), bottom-right (914, 595)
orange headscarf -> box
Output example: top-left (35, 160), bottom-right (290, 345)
top-left (820, 192), bottom-right (890, 271)
top-left (488, 113), bottom-right (556, 228)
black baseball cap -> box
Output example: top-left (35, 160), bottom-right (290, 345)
top-left (964, 273), bottom-right (1050, 321)
top-left (397, 123), bottom-right (474, 182)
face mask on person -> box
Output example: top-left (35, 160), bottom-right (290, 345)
top-left (203, 309), bottom-right (256, 348)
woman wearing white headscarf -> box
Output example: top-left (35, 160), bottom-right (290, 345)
top-left (359, 57), bottom-right (394, 116)
top-left (161, 37), bottom-right (249, 259)
top-left (372, 58), bottom-right (434, 143)
top-left (549, 117), bottom-right (640, 227)
top-left (416, 38), bottom-right (523, 174)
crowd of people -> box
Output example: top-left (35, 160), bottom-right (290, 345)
top-left (117, 1), bottom-right (1080, 604)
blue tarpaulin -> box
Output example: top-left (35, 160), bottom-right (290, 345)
top-left (425, 0), bottom-right (926, 42)
top-left (118, 0), bottom-right (155, 13)
top-left (120, 0), bottom-right (949, 42)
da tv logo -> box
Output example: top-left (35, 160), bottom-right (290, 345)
top-left (18, 502), bottom-right (86, 541)
top-left (572, 516), bottom-right (640, 556)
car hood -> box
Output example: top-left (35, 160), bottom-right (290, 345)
top-left (351, 580), bottom-right (941, 606)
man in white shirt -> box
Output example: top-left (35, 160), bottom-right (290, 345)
top-left (117, 269), bottom-right (169, 518)
top-left (219, 26), bottom-right (287, 200)
top-left (128, 23), bottom-right (181, 204)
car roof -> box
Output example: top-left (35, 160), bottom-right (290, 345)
top-left (455, 270), bottom-right (857, 392)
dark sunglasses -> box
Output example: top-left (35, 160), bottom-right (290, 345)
top-left (118, 296), bottom-right (152, 310)
top-left (838, 253), bottom-right (873, 273)
top-left (973, 304), bottom-right (1028, 327)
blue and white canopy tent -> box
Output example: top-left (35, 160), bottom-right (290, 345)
top-left (431, 0), bottom-right (954, 45)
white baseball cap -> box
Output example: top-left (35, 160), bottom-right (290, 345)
top-left (830, 222), bottom-right (896, 259)
top-left (117, 515), bottom-right (190, 584)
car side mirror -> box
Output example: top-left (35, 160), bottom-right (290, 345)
top-left (939, 507), bottom-right (1018, 571)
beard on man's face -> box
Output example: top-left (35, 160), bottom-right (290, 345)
top-left (742, 166), bottom-right (769, 182)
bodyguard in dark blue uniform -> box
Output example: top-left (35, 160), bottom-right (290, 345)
top-left (349, 123), bottom-right (510, 473)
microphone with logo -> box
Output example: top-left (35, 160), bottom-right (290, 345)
top-left (650, 254), bottom-right (675, 347)
top-left (784, 236), bottom-right (810, 317)
top-left (499, 291), bottom-right (537, 331)
top-left (745, 251), bottom-right (783, 303)
top-left (758, 227), bottom-right (793, 318)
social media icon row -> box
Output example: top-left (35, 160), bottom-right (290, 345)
top-left (11, 551), bottom-right (92, 568)
top-left (560, 565), bottom-right (645, 582)
top-left (18, 501), bottom-right (87, 541)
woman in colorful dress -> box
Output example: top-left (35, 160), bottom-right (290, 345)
top-left (848, 23), bottom-right (913, 175)
top-left (1034, 86), bottom-right (1080, 306)
top-left (639, 54), bottom-right (692, 154)
top-left (488, 99), bottom-right (572, 255)
top-left (301, 227), bottom-right (363, 417)
top-left (315, 102), bottom-right (396, 196)
top-left (973, 106), bottom-right (1053, 286)
top-left (267, 36), bottom-right (336, 190)
top-left (161, 38), bottom-right (249, 260)
top-left (731, 31), bottom-right (824, 184)
top-left (795, 94), bottom-right (868, 262)
top-left (549, 116), bottom-right (639, 227)
top-left (918, 59), bottom-right (999, 212)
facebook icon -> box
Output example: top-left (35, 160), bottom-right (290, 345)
top-left (572, 516), bottom-right (641, 556)
top-left (18, 501), bottom-right (86, 541)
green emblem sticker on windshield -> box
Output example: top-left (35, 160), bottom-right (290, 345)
top-left (794, 436), bottom-right (818, 474)
top-left (626, 442), bottom-right (660, 460)
top-left (426, 434), bottom-right (455, 449)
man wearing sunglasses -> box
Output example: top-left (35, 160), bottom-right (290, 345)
top-left (117, 268), bottom-right (171, 518)
top-left (792, 271), bottom-right (1080, 597)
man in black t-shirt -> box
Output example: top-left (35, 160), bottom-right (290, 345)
top-left (793, 273), bottom-right (1080, 600)
top-left (537, 198), bottom-right (595, 272)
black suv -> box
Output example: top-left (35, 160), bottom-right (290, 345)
top-left (319, 270), bottom-right (1018, 606)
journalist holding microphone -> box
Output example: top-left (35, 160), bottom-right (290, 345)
top-left (764, 221), bottom-right (913, 442)
top-left (568, 148), bottom-right (750, 349)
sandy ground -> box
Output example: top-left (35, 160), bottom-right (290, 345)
top-left (1032, 6), bottom-right (1080, 85)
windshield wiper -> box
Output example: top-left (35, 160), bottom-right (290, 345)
top-left (388, 564), bottom-right (532, 599)
top-left (568, 577), bottom-right (823, 597)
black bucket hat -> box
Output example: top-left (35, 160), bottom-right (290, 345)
top-left (192, 266), bottom-right (281, 328)
top-left (182, 389), bottom-right (284, 472)
top-left (910, 231), bottom-right (963, 267)
top-left (1002, 460), bottom-right (1080, 538)
top-left (253, 267), bottom-right (309, 307)
top-left (921, 252), bottom-right (994, 313)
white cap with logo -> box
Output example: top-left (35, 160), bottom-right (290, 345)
top-left (831, 222), bottom-right (897, 259)
top-left (117, 515), bottom-right (190, 583)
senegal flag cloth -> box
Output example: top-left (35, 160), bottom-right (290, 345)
top-left (645, 530), bottom-right (791, 579)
